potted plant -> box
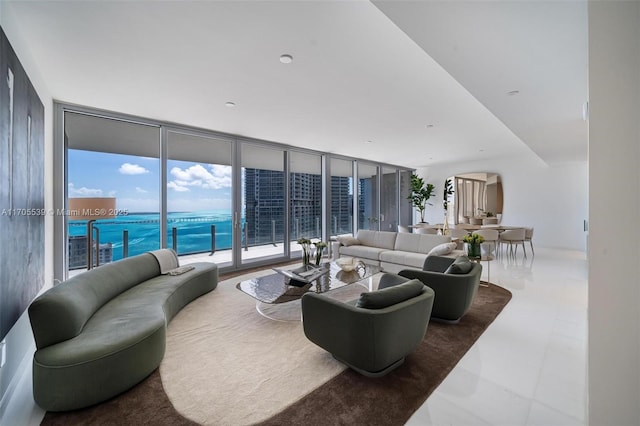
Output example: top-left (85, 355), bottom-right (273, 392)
top-left (442, 178), bottom-right (454, 212)
top-left (442, 178), bottom-right (454, 234)
top-left (407, 174), bottom-right (436, 223)
top-left (462, 233), bottom-right (484, 258)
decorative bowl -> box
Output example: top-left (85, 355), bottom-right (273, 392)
top-left (336, 257), bottom-right (360, 272)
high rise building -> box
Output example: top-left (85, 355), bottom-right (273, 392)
top-left (244, 168), bottom-right (285, 245)
top-left (330, 176), bottom-right (353, 234)
top-left (68, 235), bottom-right (113, 269)
top-left (244, 169), bottom-right (373, 243)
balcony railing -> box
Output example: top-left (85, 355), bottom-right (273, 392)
top-left (68, 215), bottom-right (323, 270)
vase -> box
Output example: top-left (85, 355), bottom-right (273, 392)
top-left (466, 242), bottom-right (481, 259)
top-left (302, 248), bottom-right (311, 266)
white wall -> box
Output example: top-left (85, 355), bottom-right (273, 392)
top-left (416, 155), bottom-right (588, 251)
top-left (588, 2), bottom-right (640, 425)
top-left (0, 4), bottom-right (54, 421)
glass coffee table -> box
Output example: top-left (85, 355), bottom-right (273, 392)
top-left (236, 261), bottom-right (382, 321)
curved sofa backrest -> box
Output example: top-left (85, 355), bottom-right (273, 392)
top-left (29, 252), bottom-right (161, 349)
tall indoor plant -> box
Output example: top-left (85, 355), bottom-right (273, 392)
top-left (408, 174), bottom-right (435, 223)
top-left (442, 178), bottom-right (454, 234)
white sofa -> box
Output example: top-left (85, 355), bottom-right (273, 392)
top-left (331, 230), bottom-right (462, 274)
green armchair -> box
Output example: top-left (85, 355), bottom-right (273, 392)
top-left (302, 277), bottom-right (434, 377)
top-left (383, 255), bottom-right (482, 323)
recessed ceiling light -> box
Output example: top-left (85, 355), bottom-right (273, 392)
top-left (507, 90), bottom-right (520, 96)
top-left (479, 149), bottom-right (485, 152)
top-left (426, 124), bottom-right (435, 128)
top-left (365, 140), bottom-right (373, 144)
top-left (225, 101), bottom-right (236, 107)
top-left (279, 54), bottom-right (293, 64)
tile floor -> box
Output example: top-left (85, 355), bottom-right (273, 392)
top-left (5, 247), bottom-right (587, 426)
top-left (407, 247), bottom-right (587, 426)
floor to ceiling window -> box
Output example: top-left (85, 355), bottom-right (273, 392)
top-left (399, 170), bottom-right (413, 227)
top-left (380, 166), bottom-right (398, 232)
top-left (241, 143), bottom-right (286, 264)
top-left (289, 151), bottom-right (322, 256)
top-left (358, 162), bottom-right (378, 231)
top-left (329, 158), bottom-right (354, 237)
top-left (65, 111), bottom-right (160, 274)
top-left (56, 103), bottom-right (414, 277)
top-left (166, 129), bottom-right (234, 268)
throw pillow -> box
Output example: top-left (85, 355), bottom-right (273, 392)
top-left (427, 242), bottom-right (457, 256)
top-left (444, 256), bottom-right (474, 274)
top-left (356, 279), bottom-right (424, 309)
top-left (337, 235), bottom-right (360, 247)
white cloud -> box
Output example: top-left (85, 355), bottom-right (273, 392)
top-left (119, 163), bottom-right (149, 175)
top-left (167, 181), bottom-right (190, 192)
top-left (168, 164), bottom-right (232, 191)
top-left (108, 190), bottom-right (117, 197)
top-left (68, 182), bottom-right (103, 196)
top-left (135, 187), bottom-right (148, 193)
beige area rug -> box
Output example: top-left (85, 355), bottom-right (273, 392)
top-left (159, 270), bottom-right (376, 425)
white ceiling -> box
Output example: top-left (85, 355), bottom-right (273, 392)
top-left (5, 0), bottom-right (588, 168)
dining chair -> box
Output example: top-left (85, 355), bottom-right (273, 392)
top-left (449, 228), bottom-right (469, 249)
top-left (524, 227), bottom-right (535, 255)
top-left (498, 228), bottom-right (526, 258)
top-left (472, 229), bottom-right (499, 258)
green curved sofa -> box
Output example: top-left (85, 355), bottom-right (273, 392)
top-left (28, 250), bottom-right (218, 412)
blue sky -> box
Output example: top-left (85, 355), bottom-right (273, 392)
top-left (68, 150), bottom-right (233, 213)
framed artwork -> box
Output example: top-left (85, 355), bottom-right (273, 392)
top-left (0, 26), bottom-right (45, 341)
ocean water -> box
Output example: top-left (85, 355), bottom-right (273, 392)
top-left (69, 211), bottom-right (234, 261)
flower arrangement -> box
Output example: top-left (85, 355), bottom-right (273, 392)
top-left (297, 238), bottom-right (328, 266)
top-left (313, 241), bottom-right (328, 265)
top-left (462, 233), bottom-right (484, 258)
top-left (462, 233), bottom-right (485, 245)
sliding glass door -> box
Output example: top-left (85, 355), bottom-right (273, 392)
top-left (65, 111), bottom-right (161, 274)
top-left (240, 143), bottom-right (286, 265)
top-left (289, 151), bottom-right (322, 256)
top-left (380, 166), bottom-right (398, 232)
top-left (329, 158), bottom-right (354, 237)
top-left (358, 162), bottom-right (378, 231)
top-left (399, 170), bottom-right (413, 227)
top-left (166, 129), bottom-right (233, 268)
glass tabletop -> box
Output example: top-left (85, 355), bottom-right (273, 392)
top-left (236, 261), bottom-right (382, 304)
